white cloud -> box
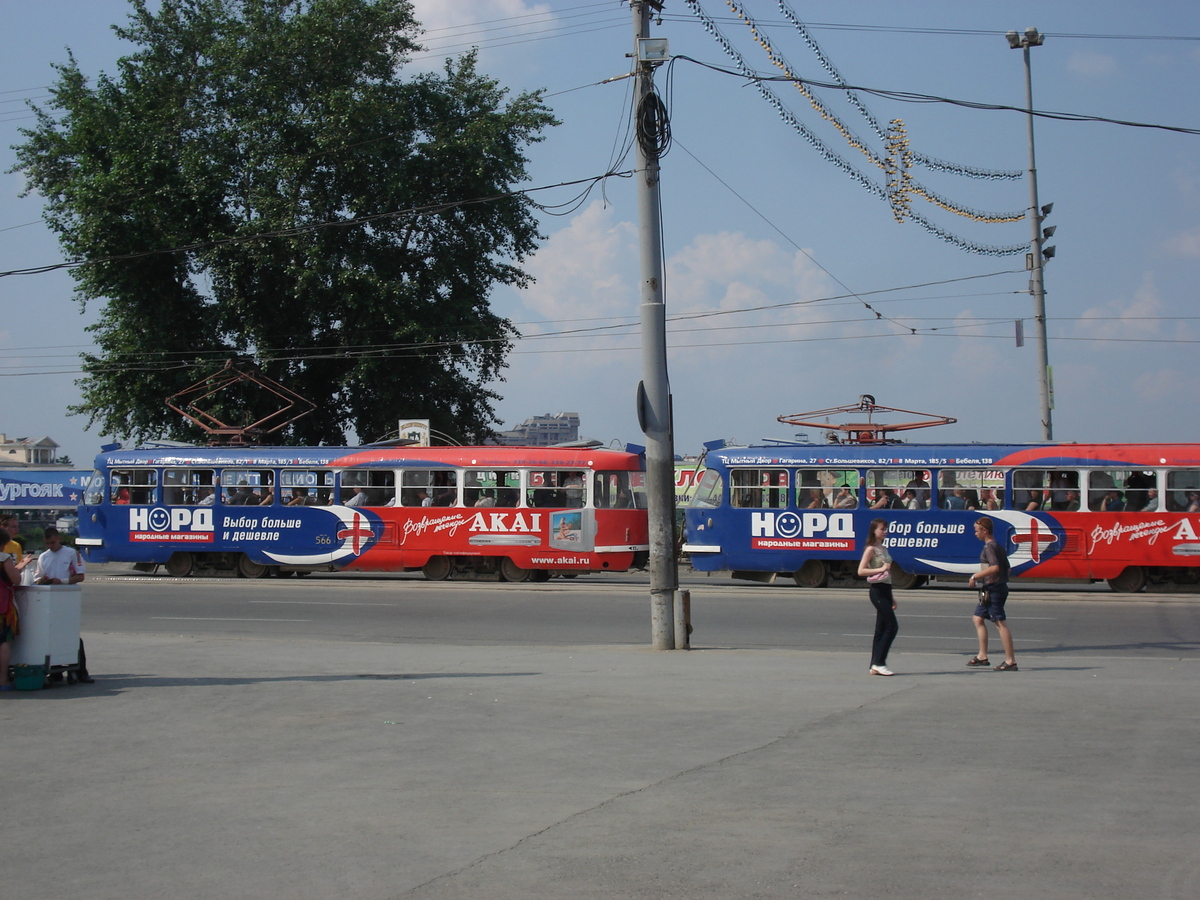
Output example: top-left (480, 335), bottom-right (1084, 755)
top-left (1132, 366), bottom-right (1200, 403)
top-left (1066, 51), bottom-right (1117, 78)
top-left (1074, 272), bottom-right (1164, 340)
top-left (1164, 225), bottom-right (1200, 258)
top-left (491, 203), bottom-right (847, 440)
top-left (518, 201), bottom-right (638, 321)
top-left (410, 0), bottom-right (552, 51)
top-left (1171, 162), bottom-right (1200, 198)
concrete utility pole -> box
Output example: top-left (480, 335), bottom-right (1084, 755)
top-left (1008, 27), bottom-right (1056, 441)
top-left (631, 0), bottom-right (678, 650)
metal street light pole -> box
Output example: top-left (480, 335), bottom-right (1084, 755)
top-left (1007, 27), bottom-right (1054, 441)
top-left (631, 0), bottom-right (678, 649)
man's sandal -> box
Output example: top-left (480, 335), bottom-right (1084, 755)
top-left (994, 661), bottom-right (1019, 672)
top-left (966, 657), bottom-right (991, 667)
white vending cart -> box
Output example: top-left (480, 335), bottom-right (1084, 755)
top-left (11, 585), bottom-right (83, 684)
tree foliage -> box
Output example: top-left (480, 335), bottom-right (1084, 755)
top-left (13, 0), bottom-right (556, 445)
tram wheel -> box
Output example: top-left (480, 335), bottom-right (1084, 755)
top-left (889, 566), bottom-right (925, 591)
top-left (237, 555), bottom-right (269, 579)
top-left (164, 552), bottom-right (194, 577)
top-left (422, 557), bottom-right (452, 581)
top-left (499, 558), bottom-right (531, 583)
top-left (1107, 566), bottom-right (1147, 593)
top-left (793, 559), bottom-right (829, 588)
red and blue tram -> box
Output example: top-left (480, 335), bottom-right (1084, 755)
top-left (682, 442), bottom-right (1200, 592)
top-left (76, 444), bottom-right (649, 580)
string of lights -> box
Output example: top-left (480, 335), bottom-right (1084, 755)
top-left (773, 0), bottom-right (1023, 181)
top-left (720, 0), bottom-right (1028, 224)
top-left (682, 0), bottom-right (1028, 256)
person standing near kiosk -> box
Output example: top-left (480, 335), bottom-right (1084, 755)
top-left (2, 514), bottom-right (36, 581)
top-left (34, 526), bottom-right (93, 683)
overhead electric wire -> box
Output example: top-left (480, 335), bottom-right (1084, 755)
top-left (660, 14), bottom-right (1200, 42)
top-left (671, 135), bottom-right (1016, 333)
top-left (677, 55), bottom-right (1200, 137)
top-left (0, 170), bottom-right (634, 279)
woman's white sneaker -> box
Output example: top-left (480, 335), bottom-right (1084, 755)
top-left (869, 665), bottom-right (894, 676)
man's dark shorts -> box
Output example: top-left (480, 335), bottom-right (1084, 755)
top-left (974, 583), bottom-right (1009, 621)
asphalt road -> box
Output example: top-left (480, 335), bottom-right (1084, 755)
top-left (82, 567), bottom-right (1200, 662)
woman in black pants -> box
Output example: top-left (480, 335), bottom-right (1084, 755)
top-left (858, 518), bottom-right (898, 676)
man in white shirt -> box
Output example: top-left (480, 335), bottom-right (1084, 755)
top-left (344, 486), bottom-right (368, 507)
top-left (35, 527), bottom-right (92, 683)
top-left (35, 527), bottom-right (85, 586)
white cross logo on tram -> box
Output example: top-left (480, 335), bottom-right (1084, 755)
top-left (337, 512), bottom-right (374, 555)
top-left (1012, 518), bottom-right (1058, 563)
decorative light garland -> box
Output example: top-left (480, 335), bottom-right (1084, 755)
top-left (775, 0), bottom-right (1023, 182)
top-left (725, 0), bottom-right (1025, 223)
top-left (685, 0), bottom-right (886, 200)
top-left (884, 119), bottom-right (912, 223)
top-left (682, 0), bottom-right (1029, 257)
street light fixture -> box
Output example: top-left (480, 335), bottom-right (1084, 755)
top-left (1009, 27), bottom-right (1054, 441)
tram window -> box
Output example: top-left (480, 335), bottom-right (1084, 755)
top-left (795, 469), bottom-right (857, 509)
top-left (162, 468), bottom-right (214, 506)
top-left (729, 469), bottom-right (787, 509)
top-left (689, 468), bottom-right (723, 509)
top-left (466, 470), bottom-right (521, 508)
top-left (109, 468), bottom-right (158, 505)
top-left (864, 470), bottom-right (909, 510)
top-left (1010, 469), bottom-right (1078, 511)
top-left (1166, 471), bottom-right (1200, 512)
top-left (527, 470), bottom-right (585, 509)
top-left (339, 470), bottom-right (397, 507)
top-left (398, 469), bottom-right (445, 507)
top-left (629, 471), bottom-right (647, 509)
top-left (1088, 469), bottom-right (1155, 512)
top-left (938, 470), bottom-right (1006, 511)
top-left (594, 471), bottom-right (635, 509)
top-left (84, 470), bottom-right (105, 506)
top-left (365, 471), bottom-right (397, 506)
top-left (221, 469), bottom-right (274, 506)
top-left (1121, 470), bottom-right (1156, 512)
top-left (281, 469), bottom-right (333, 506)
top-left (427, 470), bottom-right (459, 507)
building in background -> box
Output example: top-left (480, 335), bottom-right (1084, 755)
top-left (0, 434), bottom-right (61, 467)
top-left (1, 433), bottom-right (84, 545)
top-left (494, 412), bottom-right (580, 447)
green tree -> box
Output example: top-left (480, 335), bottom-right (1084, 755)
top-left (13, 0), bottom-right (555, 445)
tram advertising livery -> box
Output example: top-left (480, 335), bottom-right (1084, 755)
top-left (77, 445), bottom-right (649, 581)
top-left (682, 442), bottom-right (1200, 593)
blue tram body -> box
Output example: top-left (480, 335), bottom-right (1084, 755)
top-left (681, 442), bottom-right (1200, 592)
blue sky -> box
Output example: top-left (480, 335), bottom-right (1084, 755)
top-left (2, 1), bottom-right (1198, 465)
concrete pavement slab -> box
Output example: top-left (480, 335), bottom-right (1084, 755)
top-left (2, 632), bottom-right (1197, 899)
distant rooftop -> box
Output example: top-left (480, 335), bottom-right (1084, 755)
top-left (0, 433), bottom-right (61, 467)
top-left (494, 413), bottom-right (580, 447)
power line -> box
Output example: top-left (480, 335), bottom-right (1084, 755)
top-left (0, 170), bottom-right (633, 279)
top-left (661, 14), bottom-right (1200, 43)
top-left (677, 56), bottom-right (1200, 137)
